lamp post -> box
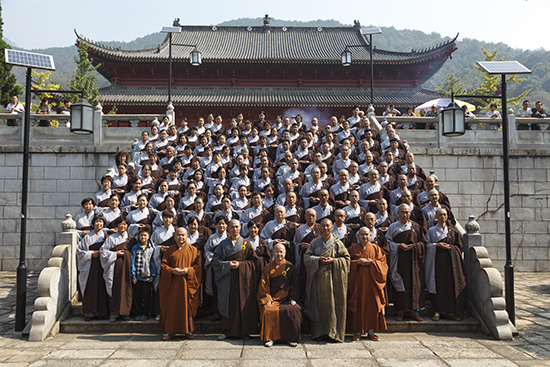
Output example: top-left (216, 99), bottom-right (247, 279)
top-left (443, 60), bottom-right (531, 326)
top-left (160, 24), bottom-right (202, 105)
top-left (341, 27), bottom-right (382, 107)
top-left (4, 50), bottom-right (93, 331)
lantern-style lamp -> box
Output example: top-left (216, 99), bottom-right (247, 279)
top-left (190, 48), bottom-right (202, 66)
top-left (70, 98), bottom-right (94, 134)
top-left (441, 101), bottom-right (465, 136)
top-left (341, 48), bottom-right (352, 67)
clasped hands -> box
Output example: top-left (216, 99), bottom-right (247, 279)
top-left (319, 256), bottom-right (334, 264)
top-left (357, 257), bottom-right (373, 265)
top-left (436, 242), bottom-right (452, 250)
top-left (172, 267), bottom-right (188, 276)
top-left (229, 260), bottom-right (240, 269)
top-left (398, 243), bottom-right (413, 251)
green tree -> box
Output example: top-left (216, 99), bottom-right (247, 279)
top-left (68, 42), bottom-right (100, 105)
top-left (435, 73), bottom-right (465, 98)
top-left (31, 71), bottom-right (61, 127)
top-left (470, 47), bottom-right (530, 110)
top-left (0, 3), bottom-right (23, 106)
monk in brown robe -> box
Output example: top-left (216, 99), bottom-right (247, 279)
top-left (213, 219), bottom-right (261, 340)
top-left (425, 208), bottom-right (467, 321)
top-left (100, 217), bottom-right (135, 322)
top-left (257, 243), bottom-right (302, 347)
top-left (385, 203), bottom-right (427, 322)
top-left (159, 227), bottom-right (202, 340)
top-left (347, 227), bottom-right (388, 341)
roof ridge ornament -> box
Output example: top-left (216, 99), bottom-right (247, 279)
top-left (353, 20), bottom-right (361, 29)
top-left (263, 14), bottom-right (271, 29)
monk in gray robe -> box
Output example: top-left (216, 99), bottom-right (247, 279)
top-left (213, 219), bottom-right (261, 339)
top-left (304, 218), bottom-right (350, 342)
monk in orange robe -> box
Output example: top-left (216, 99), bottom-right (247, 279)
top-left (257, 243), bottom-right (302, 347)
top-left (159, 227), bottom-right (202, 340)
top-left (347, 226), bottom-right (388, 341)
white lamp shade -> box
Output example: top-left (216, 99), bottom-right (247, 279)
top-left (70, 98), bottom-right (94, 134)
top-left (441, 101), bottom-right (465, 136)
top-left (190, 48), bottom-right (202, 66)
top-left (341, 49), bottom-right (352, 67)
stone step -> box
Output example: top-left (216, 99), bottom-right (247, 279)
top-left (61, 312), bottom-right (479, 334)
top-left (70, 302), bottom-right (461, 317)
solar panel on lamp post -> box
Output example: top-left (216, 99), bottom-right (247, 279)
top-left (451, 61), bottom-right (532, 326)
top-left (4, 49), bottom-right (54, 332)
top-left (341, 27), bottom-right (382, 108)
top-left (361, 28), bottom-right (382, 107)
top-left (5, 50), bottom-right (93, 332)
top-left (160, 26), bottom-right (182, 105)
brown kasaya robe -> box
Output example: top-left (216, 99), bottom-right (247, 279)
top-left (347, 242), bottom-right (388, 333)
top-left (105, 237), bottom-right (135, 317)
top-left (426, 226), bottom-right (467, 316)
top-left (257, 259), bottom-right (302, 342)
top-left (159, 242), bottom-right (202, 334)
top-left (387, 222), bottom-right (427, 312)
top-left (81, 240), bottom-right (109, 318)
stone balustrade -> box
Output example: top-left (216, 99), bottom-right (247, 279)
top-left (2, 109), bottom-right (549, 150)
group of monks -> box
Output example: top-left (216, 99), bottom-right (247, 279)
top-left (75, 108), bottom-right (467, 345)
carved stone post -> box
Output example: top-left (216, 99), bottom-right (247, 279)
top-left (93, 103), bottom-right (103, 146)
top-left (463, 215), bottom-right (481, 300)
top-left (59, 214), bottom-right (78, 302)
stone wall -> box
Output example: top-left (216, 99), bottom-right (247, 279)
top-left (413, 147), bottom-right (550, 272)
top-left (0, 147), bottom-right (115, 270)
top-left (0, 139), bottom-right (549, 271)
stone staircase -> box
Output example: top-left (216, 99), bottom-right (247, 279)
top-left (60, 301), bottom-right (479, 334)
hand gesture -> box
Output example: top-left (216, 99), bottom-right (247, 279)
top-left (398, 243), bottom-right (411, 251)
top-left (436, 242), bottom-right (451, 250)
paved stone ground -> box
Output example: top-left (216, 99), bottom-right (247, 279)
top-left (0, 272), bottom-right (549, 366)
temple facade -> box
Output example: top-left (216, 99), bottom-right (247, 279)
top-left (77, 20), bottom-right (457, 122)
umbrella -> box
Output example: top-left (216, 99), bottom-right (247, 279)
top-left (414, 98), bottom-right (475, 113)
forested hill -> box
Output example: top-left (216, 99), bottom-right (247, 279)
top-left (9, 17), bottom-right (550, 105)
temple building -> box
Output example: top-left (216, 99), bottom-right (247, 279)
top-left (76, 19), bottom-right (457, 122)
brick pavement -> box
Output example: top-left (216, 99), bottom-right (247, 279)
top-left (0, 272), bottom-right (549, 366)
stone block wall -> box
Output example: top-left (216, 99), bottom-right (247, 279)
top-left (0, 147), bottom-right (114, 270)
top-left (0, 145), bottom-right (549, 271)
top-left (414, 147), bottom-right (550, 272)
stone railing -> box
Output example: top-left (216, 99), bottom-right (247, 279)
top-left (2, 107), bottom-right (549, 150)
top-left (369, 109), bottom-right (550, 149)
top-left (28, 215), bottom-right (79, 341)
top-left (462, 216), bottom-right (513, 340)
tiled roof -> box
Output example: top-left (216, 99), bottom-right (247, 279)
top-left (98, 86), bottom-right (442, 108)
top-left (76, 26), bottom-right (456, 65)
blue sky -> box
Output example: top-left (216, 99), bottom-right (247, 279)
top-left (3, 0), bottom-right (547, 51)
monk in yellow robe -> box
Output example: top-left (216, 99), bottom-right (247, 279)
top-left (159, 227), bottom-right (202, 340)
top-left (257, 243), bottom-right (302, 347)
top-left (347, 227), bottom-right (388, 341)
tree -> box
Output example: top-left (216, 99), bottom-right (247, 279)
top-left (31, 71), bottom-right (61, 127)
top-left (0, 4), bottom-right (23, 106)
top-left (470, 47), bottom-right (530, 110)
top-left (68, 42), bottom-right (100, 105)
top-left (435, 73), bottom-right (465, 98)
